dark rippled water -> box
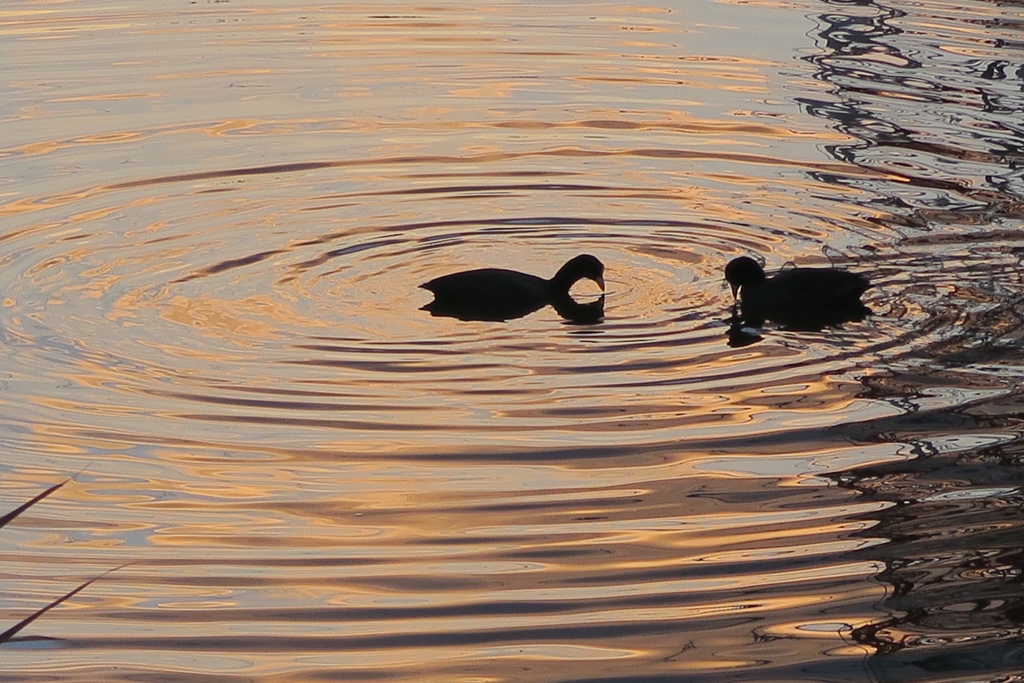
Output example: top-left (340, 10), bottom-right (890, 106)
top-left (2, 0), bottom-right (1024, 681)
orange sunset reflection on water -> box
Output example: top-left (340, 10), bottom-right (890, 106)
top-left (4, 0), bottom-right (1024, 681)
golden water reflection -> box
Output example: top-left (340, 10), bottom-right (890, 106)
top-left (4, 0), bottom-right (1024, 680)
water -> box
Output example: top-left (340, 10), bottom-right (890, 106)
top-left (2, 0), bottom-right (1023, 681)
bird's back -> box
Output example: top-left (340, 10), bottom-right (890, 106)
top-left (420, 268), bottom-right (548, 305)
top-left (740, 266), bottom-right (871, 329)
top-left (420, 267), bottom-right (552, 321)
top-left (767, 267), bottom-right (870, 306)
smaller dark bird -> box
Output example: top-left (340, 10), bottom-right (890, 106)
top-left (724, 255), bottom-right (871, 330)
top-left (421, 254), bottom-right (605, 323)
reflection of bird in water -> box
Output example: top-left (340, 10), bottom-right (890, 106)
top-left (725, 256), bottom-right (871, 330)
top-left (726, 308), bottom-right (763, 348)
top-left (420, 254), bottom-right (605, 323)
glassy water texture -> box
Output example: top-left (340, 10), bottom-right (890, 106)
top-left (2, 1), bottom-right (1023, 681)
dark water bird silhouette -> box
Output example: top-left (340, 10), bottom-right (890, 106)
top-left (725, 256), bottom-right (871, 330)
top-left (421, 254), bottom-right (605, 323)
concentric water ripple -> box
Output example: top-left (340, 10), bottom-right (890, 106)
top-left (1, 158), bottom-right (915, 456)
top-left (4, 0), bottom-right (1024, 681)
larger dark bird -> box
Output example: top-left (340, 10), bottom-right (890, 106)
top-left (420, 254), bottom-right (605, 323)
top-left (725, 255), bottom-right (870, 330)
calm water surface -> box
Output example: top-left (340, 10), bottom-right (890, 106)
top-left (2, 0), bottom-right (1024, 681)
